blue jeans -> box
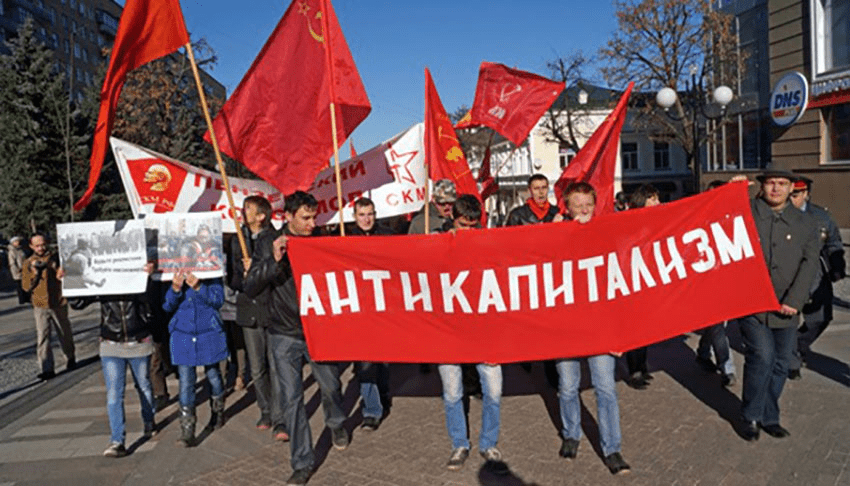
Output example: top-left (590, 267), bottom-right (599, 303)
top-left (556, 354), bottom-right (622, 457)
top-left (697, 322), bottom-right (736, 374)
top-left (177, 364), bottom-right (224, 409)
top-left (357, 362), bottom-right (389, 419)
top-left (101, 355), bottom-right (154, 445)
top-left (269, 333), bottom-right (346, 471)
top-left (437, 364), bottom-right (502, 451)
top-left (739, 316), bottom-right (795, 425)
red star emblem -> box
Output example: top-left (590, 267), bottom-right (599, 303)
top-left (388, 146), bottom-right (418, 185)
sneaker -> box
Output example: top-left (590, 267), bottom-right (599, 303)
top-left (143, 422), bottom-right (156, 437)
top-left (479, 447), bottom-right (502, 462)
top-left (559, 438), bottom-right (579, 459)
top-left (331, 427), bottom-right (349, 450)
top-left (603, 452), bottom-right (631, 475)
top-left (446, 447), bottom-right (469, 471)
top-left (273, 424), bottom-right (290, 442)
top-left (360, 416), bottom-right (380, 431)
top-left (721, 373), bottom-right (737, 387)
top-left (626, 372), bottom-right (648, 390)
top-left (256, 417), bottom-right (272, 430)
top-left (286, 468), bottom-right (312, 485)
top-left (103, 442), bottom-right (127, 458)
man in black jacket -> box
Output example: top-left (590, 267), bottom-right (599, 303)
top-left (230, 195), bottom-right (286, 439)
top-left (244, 191), bottom-right (348, 486)
top-left (504, 174), bottom-right (560, 226)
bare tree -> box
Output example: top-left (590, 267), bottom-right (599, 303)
top-left (539, 52), bottom-right (595, 153)
top-left (600, 0), bottom-right (742, 191)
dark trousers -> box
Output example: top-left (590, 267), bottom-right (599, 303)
top-left (269, 333), bottom-right (346, 471)
top-left (150, 340), bottom-right (171, 398)
top-left (740, 316), bottom-right (795, 425)
top-left (791, 278), bottom-right (834, 370)
top-left (626, 347), bottom-right (648, 375)
top-left (243, 326), bottom-right (283, 426)
top-left (15, 280), bottom-right (29, 305)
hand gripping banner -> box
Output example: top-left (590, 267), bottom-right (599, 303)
top-left (288, 183), bottom-right (779, 363)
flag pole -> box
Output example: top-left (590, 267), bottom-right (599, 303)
top-left (424, 166), bottom-right (430, 235)
top-left (184, 42), bottom-right (250, 261)
top-left (321, 0), bottom-right (346, 237)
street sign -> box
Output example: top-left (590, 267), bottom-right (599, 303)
top-left (770, 72), bottom-right (809, 127)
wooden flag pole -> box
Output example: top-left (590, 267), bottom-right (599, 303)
top-left (320, 0), bottom-right (346, 237)
top-left (424, 165), bottom-right (430, 235)
top-left (493, 144), bottom-right (520, 176)
top-left (184, 42), bottom-right (250, 261)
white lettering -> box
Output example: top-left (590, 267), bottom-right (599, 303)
top-left (326, 271), bottom-right (360, 315)
top-left (630, 246), bottom-right (657, 291)
top-left (508, 264), bottom-right (539, 310)
top-left (542, 261), bottom-right (574, 307)
top-left (578, 256), bottom-right (605, 303)
top-left (606, 252), bottom-right (630, 300)
top-left (682, 229), bottom-right (716, 273)
top-left (361, 270), bottom-right (391, 312)
top-left (711, 216), bottom-right (754, 264)
top-left (400, 272), bottom-right (432, 311)
top-left (478, 269), bottom-right (507, 313)
top-left (299, 275), bottom-right (326, 316)
top-left (440, 271), bottom-right (472, 314)
top-left (653, 237), bottom-right (687, 284)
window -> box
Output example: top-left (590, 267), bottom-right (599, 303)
top-left (812, 0), bottom-right (850, 77)
top-left (82, 48), bottom-right (88, 62)
top-left (621, 142), bottom-right (638, 171)
top-left (70, 0), bottom-right (76, 9)
top-left (79, 3), bottom-right (85, 15)
top-left (62, 15), bottom-right (67, 28)
top-left (74, 43), bottom-right (80, 58)
top-left (558, 144), bottom-right (575, 169)
top-left (654, 142), bottom-right (671, 171)
top-left (64, 39), bottom-right (69, 53)
top-left (823, 103), bottom-right (850, 162)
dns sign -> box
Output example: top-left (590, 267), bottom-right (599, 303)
top-left (770, 72), bottom-right (809, 127)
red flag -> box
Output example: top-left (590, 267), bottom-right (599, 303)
top-left (455, 62), bottom-right (565, 146)
top-left (74, 0), bottom-right (190, 211)
top-left (206, 0), bottom-right (371, 195)
top-left (424, 68), bottom-right (479, 200)
top-left (349, 139), bottom-right (357, 159)
top-left (554, 82), bottom-right (634, 216)
top-left (477, 145), bottom-right (499, 199)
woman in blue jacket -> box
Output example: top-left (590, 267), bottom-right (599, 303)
top-left (164, 270), bottom-right (228, 447)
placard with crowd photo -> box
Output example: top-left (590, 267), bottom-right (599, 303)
top-left (57, 220), bottom-right (149, 297)
top-left (144, 212), bottom-right (224, 281)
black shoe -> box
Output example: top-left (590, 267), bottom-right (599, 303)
top-left (741, 421), bottom-right (759, 441)
top-left (788, 369), bottom-right (802, 380)
top-left (66, 359), bottom-right (76, 371)
top-left (559, 438), bottom-right (579, 459)
top-left (721, 373), bottom-right (737, 387)
top-left (626, 372), bottom-right (648, 390)
top-left (603, 452), bottom-right (631, 475)
top-left (446, 447), bottom-right (469, 471)
top-left (286, 468), bottom-right (312, 485)
top-left (37, 371), bottom-right (56, 381)
top-left (695, 356), bottom-right (716, 373)
top-left (331, 427), bottom-right (349, 450)
top-left (641, 371), bottom-right (654, 381)
top-left (360, 416), bottom-right (380, 431)
top-left (760, 423), bottom-right (790, 438)
top-left (154, 395), bottom-right (170, 413)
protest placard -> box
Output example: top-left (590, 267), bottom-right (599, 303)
top-left (143, 212), bottom-right (224, 281)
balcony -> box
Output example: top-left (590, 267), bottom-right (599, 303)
top-left (95, 10), bottom-right (118, 38)
top-left (10, 0), bottom-right (54, 24)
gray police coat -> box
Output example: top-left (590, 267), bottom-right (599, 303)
top-left (750, 197), bottom-right (820, 328)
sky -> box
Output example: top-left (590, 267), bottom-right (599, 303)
top-left (175, 0), bottom-right (619, 151)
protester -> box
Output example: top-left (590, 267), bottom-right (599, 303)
top-left (21, 234), bottom-right (76, 380)
top-left (97, 262), bottom-right (157, 458)
top-left (623, 184), bottom-right (661, 390)
top-left (348, 197), bottom-right (392, 431)
top-left (244, 191), bottom-right (349, 486)
top-left (733, 170), bottom-right (819, 441)
top-left (695, 180), bottom-right (737, 386)
top-left (164, 270), bottom-right (228, 447)
top-left (230, 195), bottom-right (287, 440)
top-left (555, 182), bottom-right (630, 475)
top-left (148, 280), bottom-right (173, 413)
top-left (436, 195), bottom-right (507, 472)
top-left (7, 236), bottom-right (27, 305)
top-left (787, 175), bottom-right (846, 380)
top-left (408, 179), bottom-right (456, 235)
top-left (505, 174), bottom-right (560, 225)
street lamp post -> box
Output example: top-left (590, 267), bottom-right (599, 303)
top-left (655, 67), bottom-right (734, 193)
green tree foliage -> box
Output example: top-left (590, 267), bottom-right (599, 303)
top-left (0, 19), bottom-right (89, 238)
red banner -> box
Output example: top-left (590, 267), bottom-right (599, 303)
top-left (288, 183), bottom-right (779, 363)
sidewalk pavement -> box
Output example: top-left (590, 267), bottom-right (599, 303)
top-left (0, 313), bottom-right (847, 485)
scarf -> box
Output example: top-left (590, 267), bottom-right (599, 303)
top-left (527, 198), bottom-right (551, 221)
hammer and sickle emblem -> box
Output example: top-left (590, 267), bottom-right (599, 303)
top-left (298, 1), bottom-right (324, 43)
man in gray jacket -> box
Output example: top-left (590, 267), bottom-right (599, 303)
top-left (738, 170), bottom-right (820, 441)
top-left (7, 236), bottom-right (27, 304)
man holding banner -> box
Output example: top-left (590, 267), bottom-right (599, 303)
top-left (244, 191), bottom-right (349, 485)
top-left (737, 170), bottom-right (819, 442)
top-left (554, 182), bottom-right (630, 475)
